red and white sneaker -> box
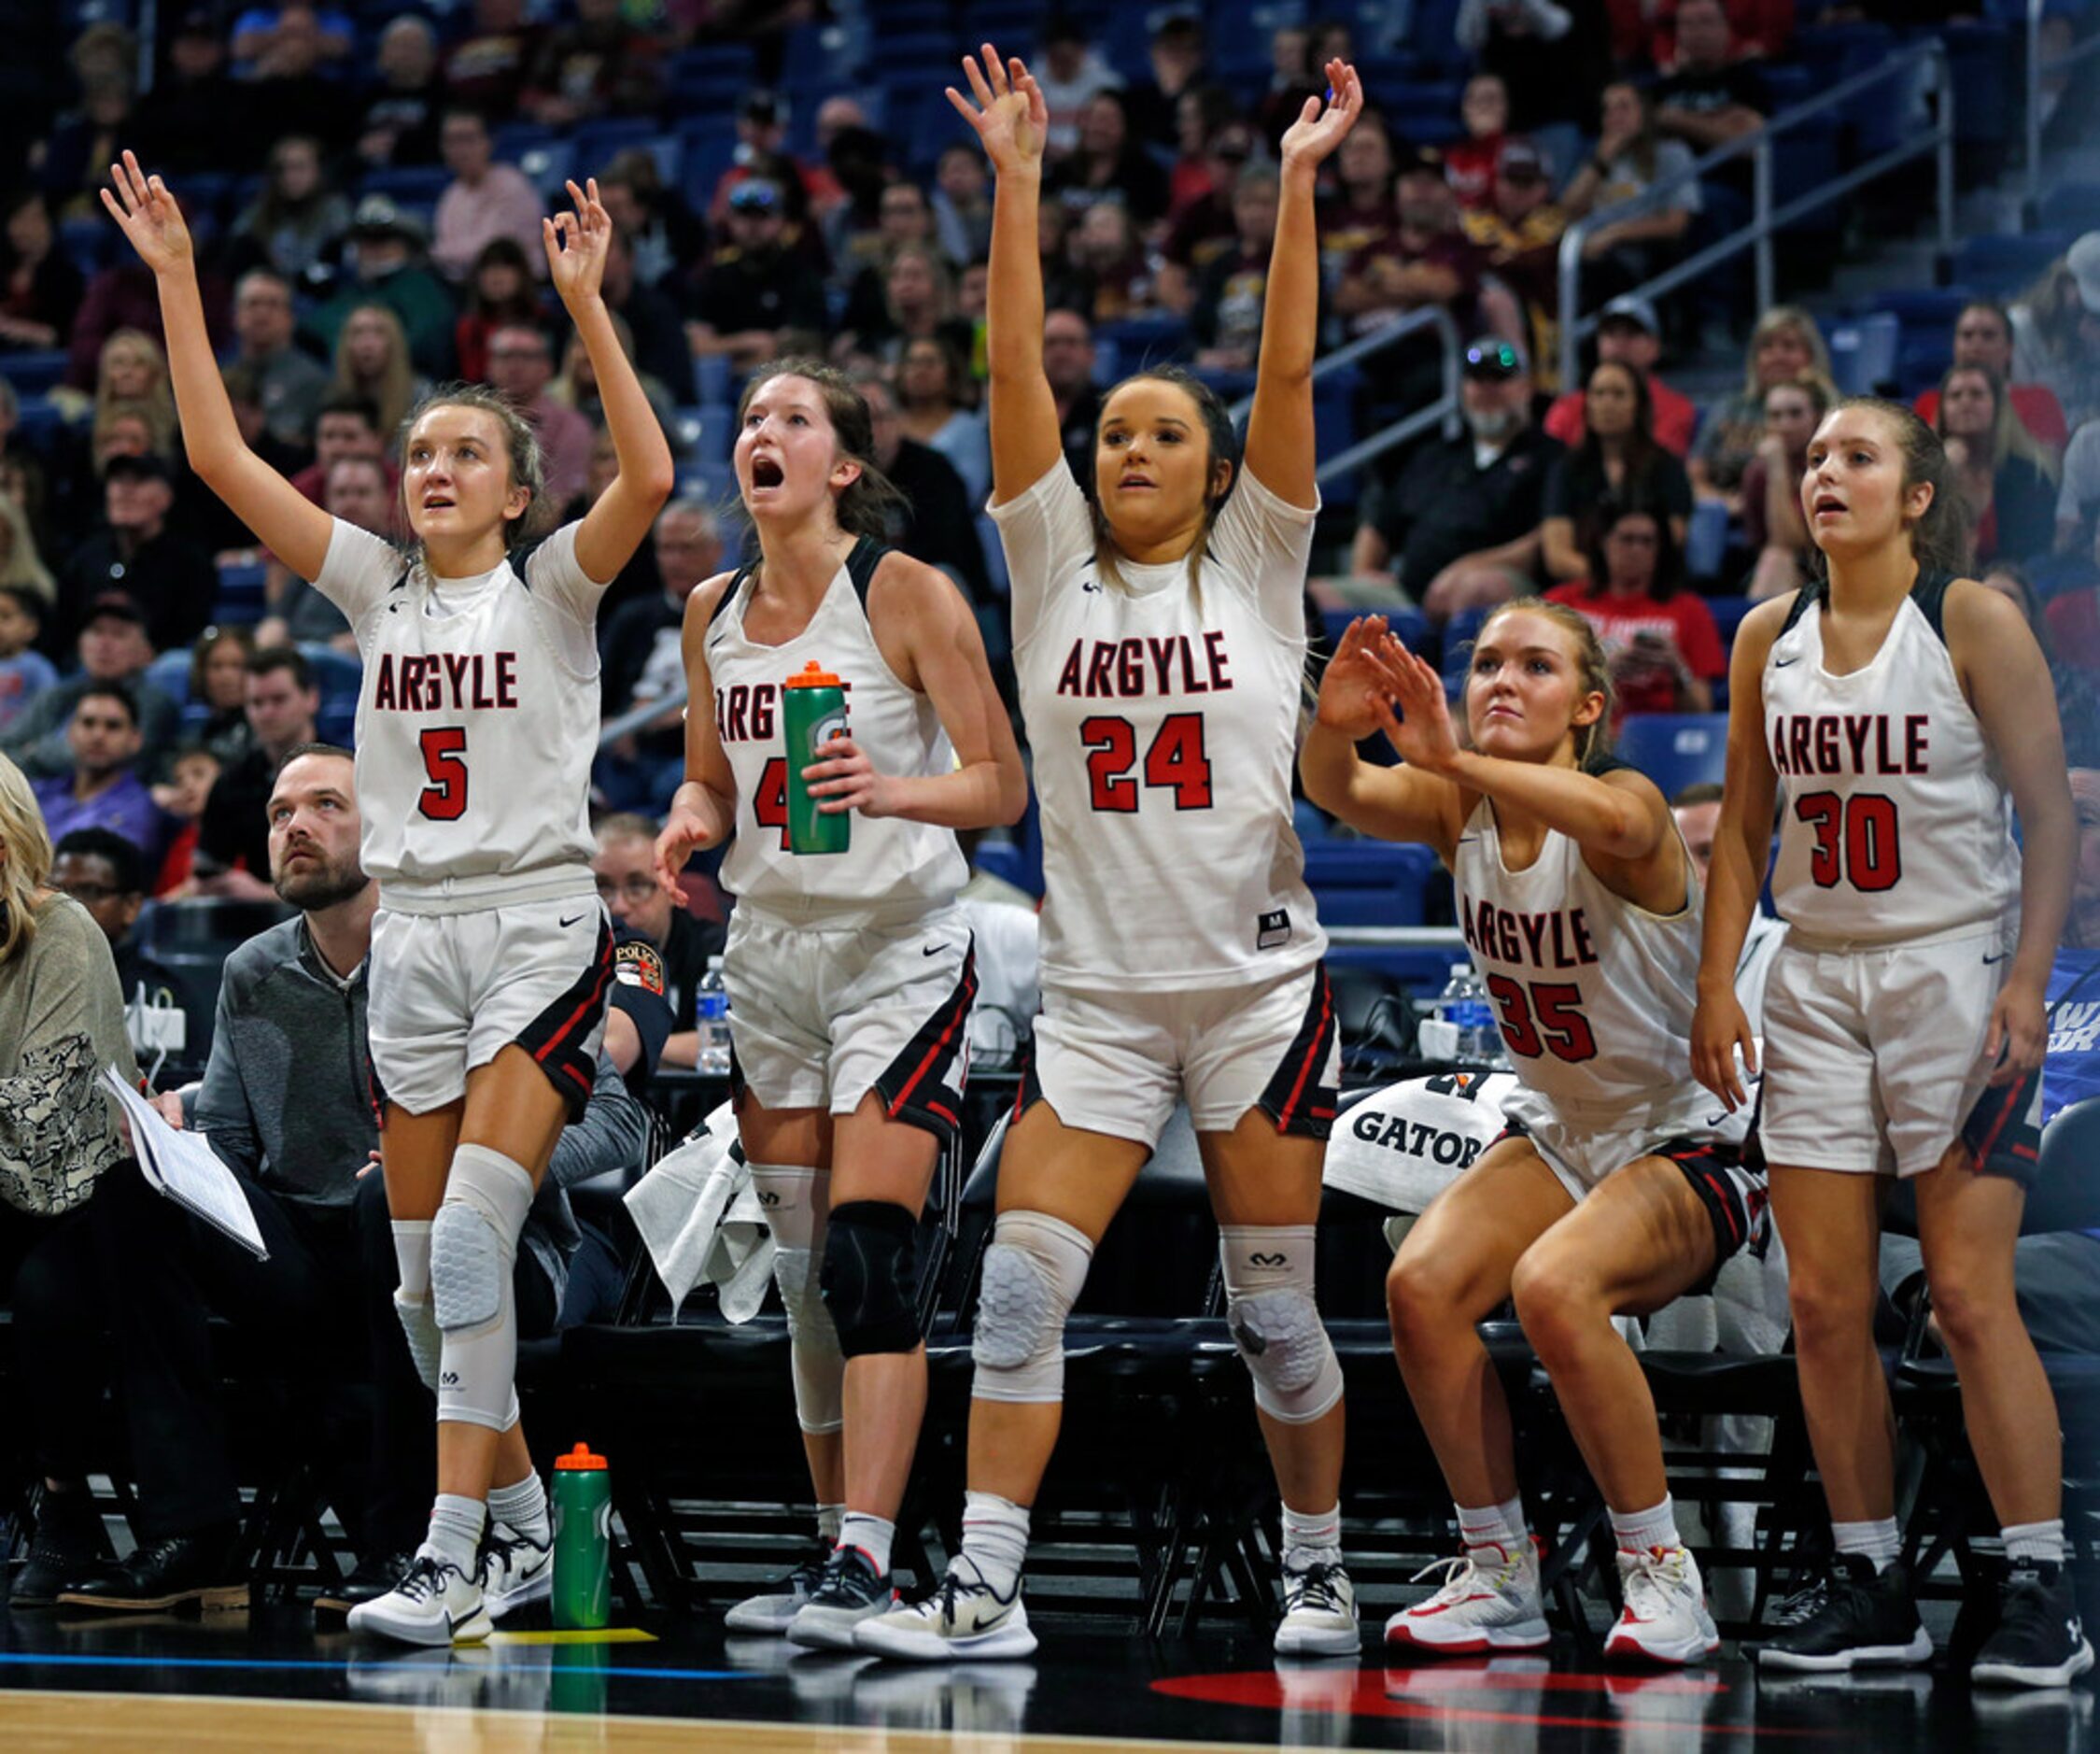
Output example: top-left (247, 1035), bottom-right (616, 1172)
top-left (1385, 1539), bottom-right (1549, 1654)
top-left (1603, 1546), bottom-right (1721, 1665)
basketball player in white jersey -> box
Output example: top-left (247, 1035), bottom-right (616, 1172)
top-left (105, 155), bottom-right (673, 1646)
top-left (1695, 398), bottom-right (2087, 1688)
top-left (1302, 601), bottom-right (1762, 1665)
top-left (653, 360), bottom-right (1024, 1649)
top-left (854, 50), bottom-right (1364, 1666)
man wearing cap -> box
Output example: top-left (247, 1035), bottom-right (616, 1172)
top-left (1543, 296), bottom-right (1698, 457)
top-left (0, 595), bottom-right (179, 781)
top-left (62, 455), bottom-right (218, 654)
top-left (302, 195), bottom-right (458, 378)
top-left (1342, 337), bottom-right (1560, 623)
top-left (32, 684), bottom-right (171, 865)
top-left (686, 179), bottom-right (828, 370)
top-left (1459, 140), bottom-right (1566, 342)
top-left (708, 91), bottom-right (840, 223)
top-left (432, 106), bottom-right (547, 283)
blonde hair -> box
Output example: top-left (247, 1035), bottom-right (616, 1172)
top-left (1935, 362), bottom-right (2058, 483)
top-left (94, 329), bottom-right (176, 447)
top-left (0, 493), bottom-right (55, 600)
top-left (1742, 305), bottom-right (1834, 400)
top-left (0, 752), bottom-right (52, 964)
top-left (1472, 598), bottom-right (1616, 770)
top-left (333, 304), bottom-right (419, 438)
top-left (93, 395), bottom-right (175, 463)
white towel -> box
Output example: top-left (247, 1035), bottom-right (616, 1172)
top-left (622, 1102), bottom-right (776, 1320)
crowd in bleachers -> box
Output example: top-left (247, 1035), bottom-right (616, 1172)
top-left (0, 0), bottom-right (2097, 1641)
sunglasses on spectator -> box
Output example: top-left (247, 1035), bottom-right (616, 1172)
top-left (1463, 344), bottom-right (1523, 378)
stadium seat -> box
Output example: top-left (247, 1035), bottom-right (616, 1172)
top-left (1828, 310), bottom-right (1901, 395)
top-left (1613, 713), bottom-right (1729, 798)
top-left (0, 350), bottom-right (69, 397)
top-left (1303, 841), bottom-right (1441, 928)
top-left (2038, 181), bottom-right (2100, 234)
top-left (1952, 231), bottom-right (2071, 296)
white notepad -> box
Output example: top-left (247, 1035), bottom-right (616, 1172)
top-left (104, 1068), bottom-right (269, 1261)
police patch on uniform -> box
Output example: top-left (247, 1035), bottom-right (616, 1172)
top-left (613, 940), bottom-right (667, 997)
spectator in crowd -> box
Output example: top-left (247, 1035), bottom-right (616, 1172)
top-left (895, 335), bottom-right (991, 509)
top-left (2013, 234), bottom-right (2100, 434)
top-left (521, 0), bottom-right (662, 128)
top-left (0, 750), bottom-right (143, 1610)
top-left (36, 22), bottom-right (138, 222)
top-left (1980, 562), bottom-right (2100, 769)
top-left (932, 142), bottom-right (994, 269)
top-left (1158, 118), bottom-right (1256, 314)
top-left (452, 239), bottom-right (544, 388)
top-left (1318, 109), bottom-right (1400, 280)
top-left (32, 685), bottom-right (168, 863)
top-left (1558, 82), bottom-right (1698, 302)
top-left (1343, 338), bottom-right (1560, 619)
top-left (1548, 506), bottom-right (1725, 717)
top-left (820, 124), bottom-right (899, 286)
top-left (1062, 203), bottom-right (1160, 326)
top-left (1545, 295), bottom-right (1697, 456)
top-left (289, 392), bottom-right (396, 508)
top-left (303, 196), bottom-right (458, 380)
top-left (1459, 0), bottom-right (1613, 130)
top-left (552, 313), bottom-right (677, 456)
top-left (183, 626), bottom-right (259, 767)
top-left (1541, 360), bottom-right (1694, 583)
top-left (1915, 299), bottom-right (2071, 456)
top-left (1338, 146), bottom-right (1486, 403)
top-left (2061, 418), bottom-right (2100, 552)
top-left (432, 107), bottom-right (548, 284)
top-left (592, 813), bottom-right (727, 1069)
top-left (1041, 306), bottom-right (1103, 487)
top-left (1934, 364), bottom-right (2060, 568)
top-left (231, 3), bottom-right (354, 78)
top-left (1166, 86), bottom-right (1248, 224)
top-left (1689, 304), bottom-right (1831, 512)
top-left (598, 150), bottom-right (709, 298)
top-left (599, 500), bottom-right (719, 810)
top-left (62, 455), bottom-right (218, 656)
top-left (1742, 373), bottom-right (1829, 601)
top-left (1459, 139), bottom-right (1567, 359)
top-left (132, 9), bottom-right (238, 176)
top-left (230, 271), bottom-right (330, 456)
top-left (0, 585), bottom-right (53, 738)
top-left (1642, 0), bottom-right (1796, 65)
top-left (87, 329), bottom-right (179, 456)
top-left (851, 371), bottom-right (994, 605)
top-left (1445, 73), bottom-right (1514, 213)
top-left (329, 304), bottom-right (426, 444)
top-left (845, 242), bottom-right (975, 365)
top-left (1036, 16), bottom-right (1125, 158)
top-left (685, 179), bottom-right (827, 370)
top-left (148, 740), bottom-right (221, 893)
top-left (1650, 0), bottom-right (1767, 152)
top-left (355, 15), bottom-right (446, 171)
top-left (190, 647), bottom-right (319, 899)
top-left (1049, 90), bottom-right (1171, 226)
top-left (258, 455), bottom-right (392, 652)
top-left (61, 745), bottom-right (649, 1616)
top-left (66, 260), bottom-right (232, 400)
top-left (0, 501), bottom-right (54, 614)
top-left (228, 135), bottom-right (352, 285)
top-left (0, 191), bottom-right (82, 354)
top-left (486, 322), bottom-right (595, 508)
top-left (218, 367), bottom-right (312, 511)
top-left (2, 594), bottom-right (179, 781)
top-left (1191, 166), bottom-right (1287, 375)
top-left (707, 90), bottom-right (826, 223)
top-left (1252, 24), bottom-right (1316, 144)
top-left (49, 827), bottom-right (184, 1011)
top-left (1123, 14), bottom-right (1210, 149)
top-left (596, 224), bottom-right (695, 395)
top-left (443, 0), bottom-right (545, 119)
top-left (244, 4), bottom-right (360, 151)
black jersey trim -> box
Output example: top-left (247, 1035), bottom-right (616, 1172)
top-left (708, 560), bottom-right (759, 632)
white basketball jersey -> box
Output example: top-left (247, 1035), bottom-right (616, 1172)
top-left (1764, 575), bottom-right (2019, 943)
top-left (705, 538), bottom-right (966, 921)
top-left (1452, 792), bottom-right (1707, 1112)
top-left (993, 460), bottom-right (1325, 992)
top-left (317, 519), bottom-right (602, 905)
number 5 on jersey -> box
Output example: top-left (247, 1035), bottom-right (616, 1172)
top-left (418, 727), bottom-right (468, 820)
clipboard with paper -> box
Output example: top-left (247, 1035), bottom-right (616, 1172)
top-left (103, 1068), bottom-right (269, 1261)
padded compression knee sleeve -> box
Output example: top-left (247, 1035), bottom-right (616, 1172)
top-left (752, 1164), bottom-right (843, 1436)
top-left (1219, 1224), bottom-right (1343, 1424)
top-left (390, 1219), bottom-right (440, 1392)
top-left (430, 1144), bottom-right (535, 1433)
top-left (971, 1209), bottom-right (1092, 1404)
top-left (821, 1200), bottom-right (921, 1357)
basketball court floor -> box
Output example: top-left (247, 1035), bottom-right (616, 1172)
top-left (1, 1605), bottom-right (2092, 1751)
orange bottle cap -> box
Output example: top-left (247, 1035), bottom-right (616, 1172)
top-left (783, 660), bottom-right (842, 688)
top-left (556, 1443), bottom-right (607, 1470)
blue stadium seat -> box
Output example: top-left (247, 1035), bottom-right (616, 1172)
top-left (214, 559), bottom-right (269, 624)
top-left (1613, 713), bottom-right (1728, 799)
top-left (359, 165), bottom-right (450, 207)
top-left (1442, 604), bottom-right (1492, 696)
top-left (1952, 231), bottom-right (2070, 297)
top-left (0, 351), bottom-right (69, 397)
top-left (573, 120), bottom-right (673, 182)
top-left (1828, 311), bottom-right (1900, 396)
top-left (1941, 21), bottom-right (2014, 152)
top-left (1706, 595), bottom-right (1755, 648)
top-left (676, 122), bottom-right (738, 214)
top-left (145, 647), bottom-right (194, 710)
top-left (1319, 606), bottom-right (1427, 658)
top-left (2038, 182), bottom-right (2100, 234)
top-left (1302, 841), bottom-right (1441, 928)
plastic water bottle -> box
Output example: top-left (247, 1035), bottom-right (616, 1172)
top-left (1420, 963), bottom-right (1507, 1067)
top-left (551, 1444), bottom-right (612, 1631)
top-left (695, 956), bottom-right (732, 1076)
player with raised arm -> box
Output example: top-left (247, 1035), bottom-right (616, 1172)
top-left (854, 49), bottom-right (1363, 1665)
top-left (104, 152), bottom-right (674, 1646)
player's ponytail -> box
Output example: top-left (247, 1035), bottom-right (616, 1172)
top-left (736, 358), bottom-right (912, 543)
top-left (1809, 396), bottom-right (1975, 584)
top-left (1474, 598), bottom-right (1617, 772)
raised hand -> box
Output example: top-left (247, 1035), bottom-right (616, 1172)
top-left (544, 177), bottom-right (611, 310)
top-left (1315, 615), bottom-right (1408, 742)
top-left (101, 150), bottom-right (194, 277)
top-left (946, 43), bottom-right (1049, 176)
top-left (1279, 59), bottom-right (1365, 173)
top-left (1368, 633), bottom-right (1464, 772)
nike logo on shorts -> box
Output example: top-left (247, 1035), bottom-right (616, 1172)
top-left (1983, 951), bottom-right (2010, 965)
top-left (922, 943), bottom-right (943, 956)
top-left (1773, 656), bottom-right (1800, 668)
top-left (559, 912), bottom-right (588, 928)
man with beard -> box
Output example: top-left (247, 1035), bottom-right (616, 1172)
top-left (49, 746), bottom-right (658, 1617)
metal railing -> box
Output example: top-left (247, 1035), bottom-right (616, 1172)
top-left (1229, 304), bottom-right (1464, 484)
top-left (2028, 0), bottom-right (2100, 210)
top-left (1557, 39), bottom-right (1956, 392)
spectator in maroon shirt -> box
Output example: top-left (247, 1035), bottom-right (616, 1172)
top-left (1335, 145), bottom-right (1485, 343)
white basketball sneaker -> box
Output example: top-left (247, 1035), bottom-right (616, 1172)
top-left (853, 1559), bottom-right (1036, 1662)
top-left (724, 1550), bottom-right (830, 1635)
top-left (1276, 1556), bottom-right (1361, 1657)
top-left (346, 1552), bottom-right (492, 1648)
top-left (1385, 1539), bottom-right (1550, 1654)
top-left (1604, 1546), bottom-right (1721, 1665)
top-left (479, 1526), bottom-right (553, 1621)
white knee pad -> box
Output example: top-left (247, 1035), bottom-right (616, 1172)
top-left (394, 1290), bottom-right (443, 1393)
top-left (752, 1164), bottom-right (843, 1436)
top-left (390, 1218), bottom-right (441, 1393)
top-left (972, 1209), bottom-right (1092, 1405)
top-left (1219, 1225), bottom-right (1343, 1425)
top-left (430, 1144), bottom-right (535, 1434)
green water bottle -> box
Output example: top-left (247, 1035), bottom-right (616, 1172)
top-left (551, 1443), bottom-right (612, 1631)
top-left (782, 660), bottom-right (852, 856)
